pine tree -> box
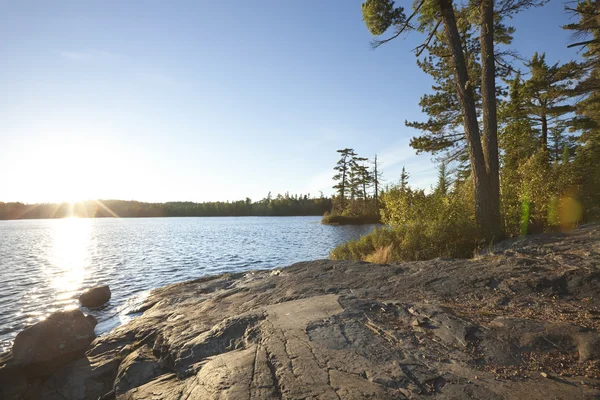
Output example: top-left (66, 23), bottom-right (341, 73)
top-left (332, 148), bottom-right (356, 212)
top-left (499, 72), bottom-right (539, 234)
top-left (361, 0), bottom-right (544, 242)
top-left (435, 161), bottom-right (450, 196)
top-left (400, 167), bottom-right (409, 192)
top-left (500, 72), bottom-right (539, 170)
top-left (564, 0), bottom-right (600, 220)
top-left (347, 154), bottom-right (369, 214)
top-left (564, 0), bottom-right (600, 141)
top-left (522, 52), bottom-right (580, 160)
top-left (371, 154), bottom-right (383, 210)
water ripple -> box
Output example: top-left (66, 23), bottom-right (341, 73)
top-left (0, 216), bottom-right (376, 351)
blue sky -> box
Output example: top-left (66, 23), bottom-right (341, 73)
top-left (0, 0), bottom-right (581, 203)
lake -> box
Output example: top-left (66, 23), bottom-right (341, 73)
top-left (0, 216), bottom-right (375, 351)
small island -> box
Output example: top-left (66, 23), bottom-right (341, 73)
top-left (321, 149), bottom-right (383, 226)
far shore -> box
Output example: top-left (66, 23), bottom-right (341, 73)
top-left (0, 197), bottom-right (333, 220)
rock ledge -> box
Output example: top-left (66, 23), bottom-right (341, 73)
top-left (1, 224), bottom-right (600, 399)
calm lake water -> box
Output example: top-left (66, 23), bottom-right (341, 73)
top-left (0, 216), bottom-right (375, 351)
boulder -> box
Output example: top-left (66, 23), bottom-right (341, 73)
top-left (11, 309), bottom-right (96, 378)
top-left (79, 285), bottom-right (111, 308)
top-left (86, 314), bottom-right (98, 328)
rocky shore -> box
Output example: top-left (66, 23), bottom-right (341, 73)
top-left (1, 224), bottom-right (600, 399)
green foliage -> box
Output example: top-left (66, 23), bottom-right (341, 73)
top-left (331, 172), bottom-right (479, 262)
top-left (361, 0), bottom-right (405, 36)
top-left (332, 0), bottom-right (600, 265)
top-left (406, 7), bottom-right (516, 169)
top-left (498, 48), bottom-right (592, 236)
top-left (435, 161), bottom-right (450, 195)
top-left (330, 149), bottom-right (382, 219)
top-left (574, 135), bottom-right (600, 220)
top-left (521, 52), bottom-right (581, 159)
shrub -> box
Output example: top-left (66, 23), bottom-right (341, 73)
top-left (364, 244), bottom-right (394, 264)
top-left (330, 182), bottom-right (479, 262)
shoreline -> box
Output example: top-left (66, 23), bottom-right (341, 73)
top-left (0, 215), bottom-right (332, 222)
top-left (1, 224), bottom-right (600, 399)
top-left (321, 214), bottom-right (382, 225)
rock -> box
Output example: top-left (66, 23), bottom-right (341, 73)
top-left (114, 346), bottom-right (165, 396)
top-left (11, 310), bottom-right (96, 378)
top-left (28, 355), bottom-right (120, 400)
top-left (86, 315), bottom-right (98, 328)
top-left (79, 285), bottom-right (111, 308)
top-left (577, 333), bottom-right (600, 362)
top-left (3, 224), bottom-right (600, 399)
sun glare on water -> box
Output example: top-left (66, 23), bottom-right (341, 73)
top-left (47, 217), bottom-right (93, 306)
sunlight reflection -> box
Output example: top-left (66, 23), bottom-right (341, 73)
top-left (47, 217), bottom-right (92, 304)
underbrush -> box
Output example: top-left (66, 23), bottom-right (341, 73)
top-left (330, 219), bottom-right (479, 263)
top-left (330, 183), bottom-right (480, 263)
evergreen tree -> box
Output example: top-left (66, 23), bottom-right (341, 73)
top-left (435, 161), bottom-right (450, 195)
top-left (500, 72), bottom-right (540, 170)
top-left (564, 1), bottom-right (600, 140)
top-left (362, 0), bottom-right (544, 241)
top-left (400, 166), bottom-right (409, 192)
top-left (371, 154), bottom-right (383, 210)
top-left (332, 148), bottom-right (357, 212)
top-left (564, 0), bottom-right (600, 220)
top-left (522, 52), bottom-right (580, 160)
top-left (358, 162), bottom-right (371, 201)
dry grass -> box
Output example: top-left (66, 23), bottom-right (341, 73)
top-left (364, 244), bottom-right (394, 264)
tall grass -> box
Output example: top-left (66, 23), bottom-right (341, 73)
top-left (330, 218), bottom-right (479, 263)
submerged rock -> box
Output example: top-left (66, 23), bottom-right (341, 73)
top-left (2, 224), bottom-right (600, 399)
top-left (79, 285), bottom-right (111, 308)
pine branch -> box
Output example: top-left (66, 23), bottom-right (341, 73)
top-left (371, 0), bottom-right (426, 49)
top-left (414, 20), bottom-right (443, 57)
top-left (567, 39), bottom-right (597, 48)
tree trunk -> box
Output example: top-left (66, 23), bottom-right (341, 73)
top-left (438, 0), bottom-right (498, 241)
top-left (541, 112), bottom-right (548, 150)
top-left (479, 0), bottom-right (502, 240)
top-left (341, 168), bottom-right (346, 211)
top-left (374, 156), bottom-right (379, 209)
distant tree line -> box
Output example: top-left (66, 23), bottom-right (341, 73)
top-left (0, 193), bottom-right (332, 220)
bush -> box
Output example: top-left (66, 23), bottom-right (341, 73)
top-left (501, 148), bottom-right (589, 236)
top-left (331, 145), bottom-right (598, 264)
top-left (330, 182), bottom-right (479, 263)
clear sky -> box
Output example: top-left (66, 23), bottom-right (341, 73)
top-left (0, 0), bottom-right (581, 203)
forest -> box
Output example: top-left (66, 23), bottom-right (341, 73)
top-left (331, 0), bottom-right (600, 262)
top-left (0, 194), bottom-right (332, 220)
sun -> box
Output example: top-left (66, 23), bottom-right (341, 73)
top-left (9, 136), bottom-right (111, 204)
top-left (5, 132), bottom-right (152, 204)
